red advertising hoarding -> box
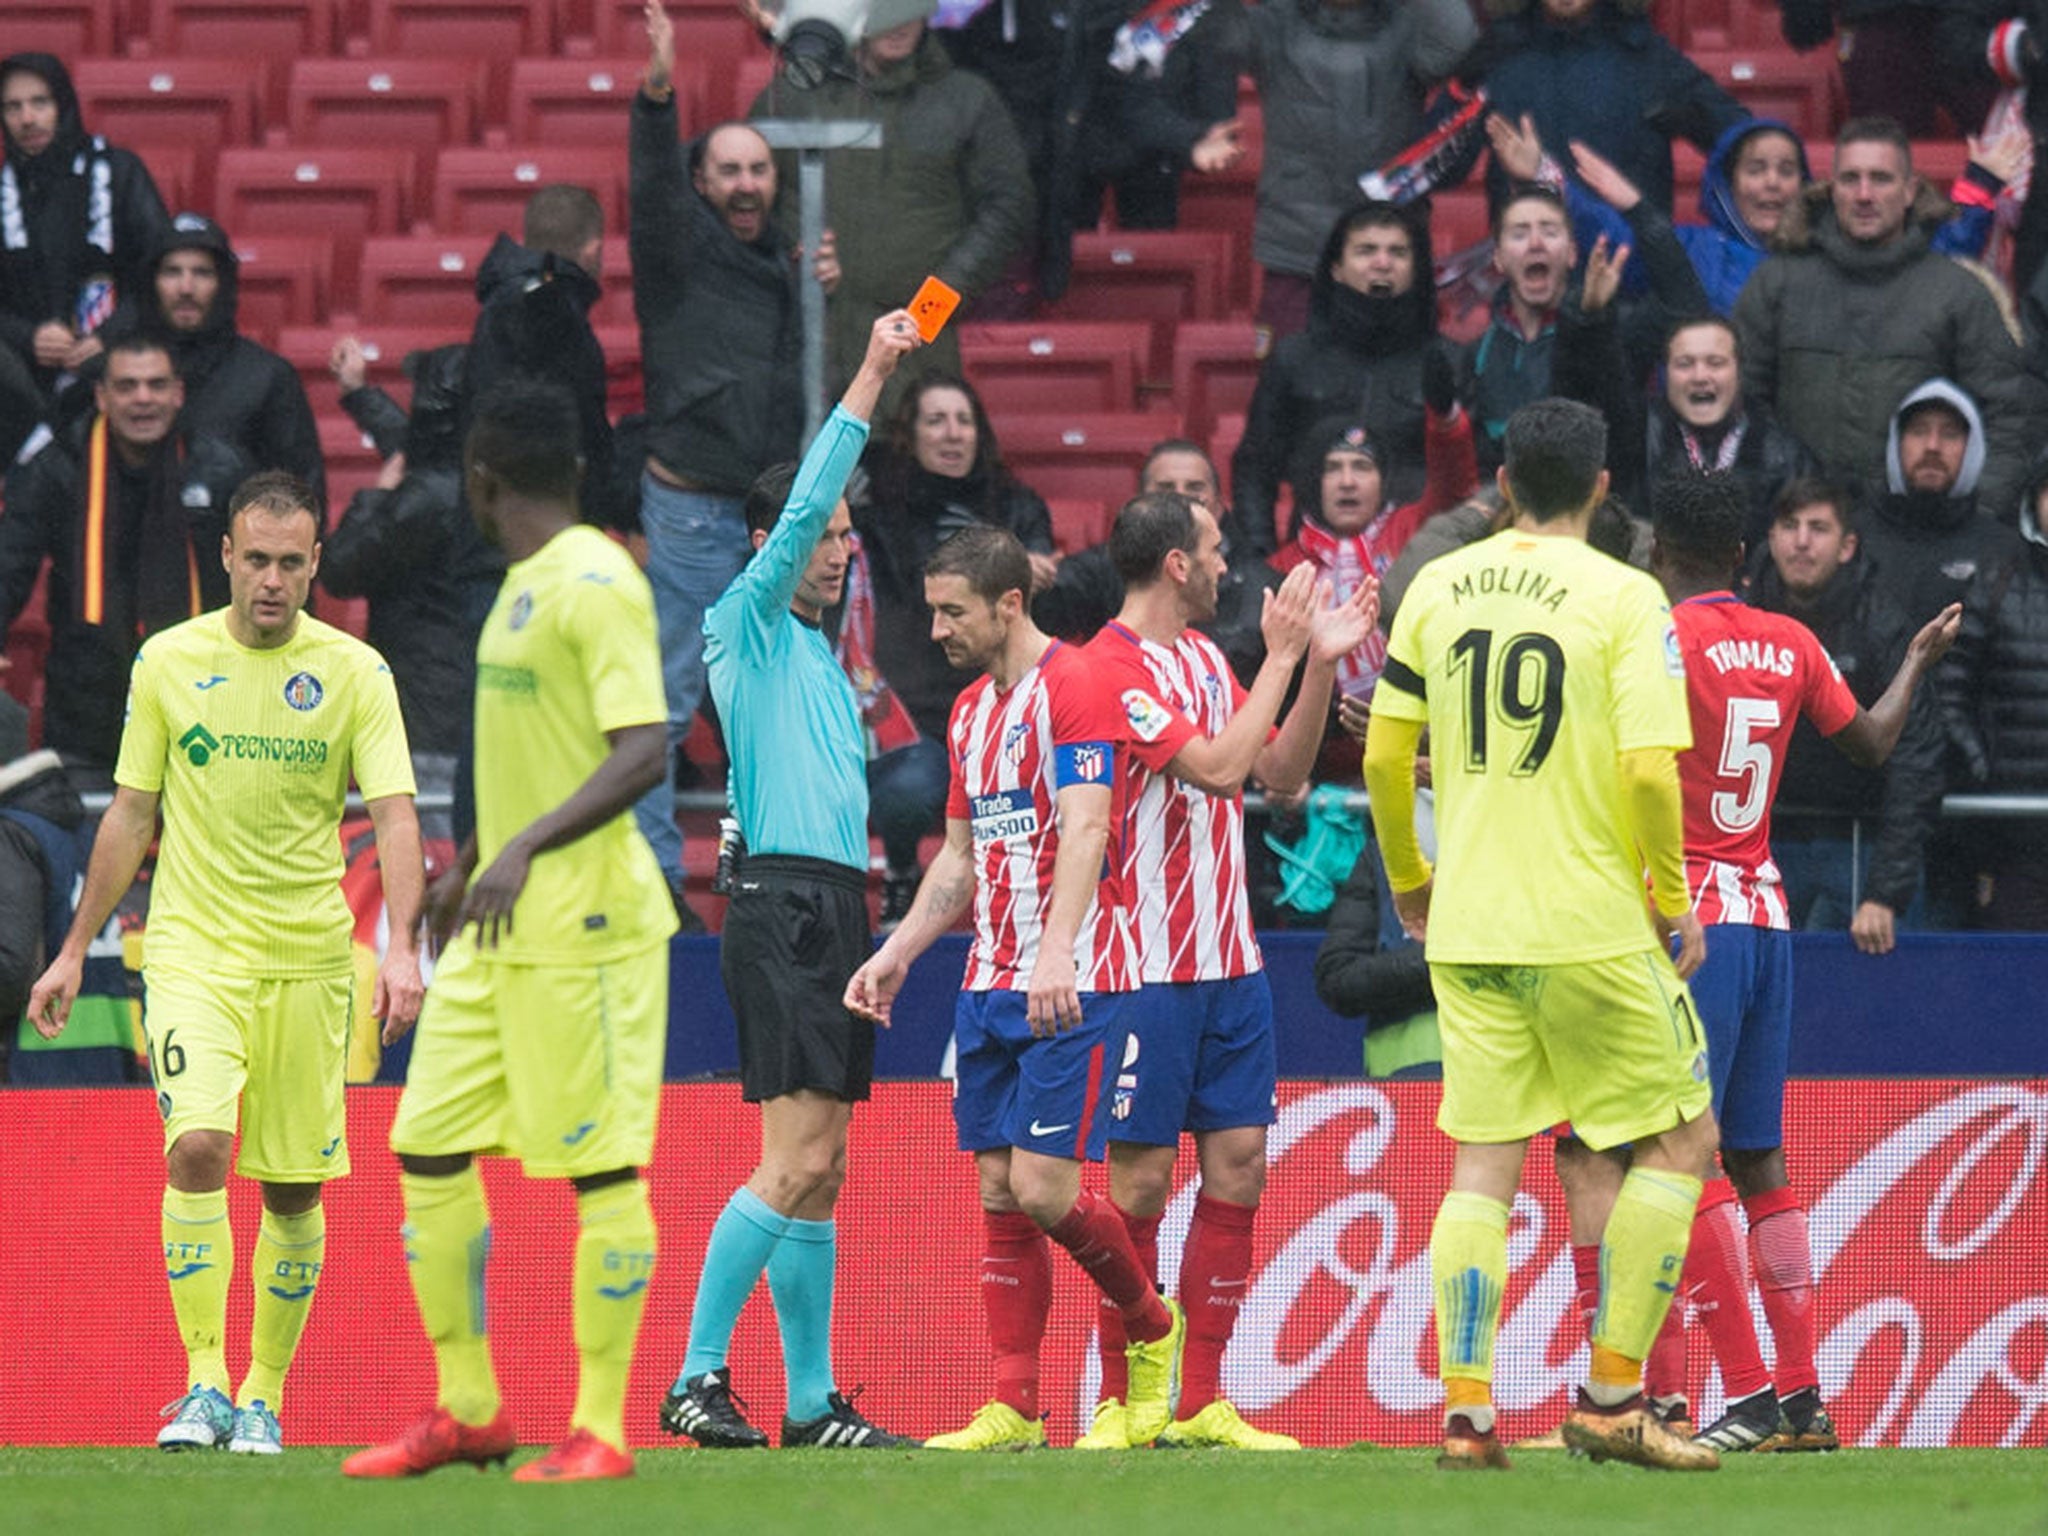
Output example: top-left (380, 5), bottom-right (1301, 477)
top-left (3, 1078), bottom-right (2043, 1447)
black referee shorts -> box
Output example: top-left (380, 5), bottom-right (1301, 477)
top-left (719, 855), bottom-right (876, 1104)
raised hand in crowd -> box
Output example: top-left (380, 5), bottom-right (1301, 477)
top-left (1570, 140), bottom-right (1643, 214)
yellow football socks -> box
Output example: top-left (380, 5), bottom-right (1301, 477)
top-left (570, 1179), bottom-right (658, 1453)
top-left (1593, 1167), bottom-right (1703, 1374)
top-left (162, 1187), bottom-right (232, 1395)
top-left (1430, 1189), bottom-right (1511, 1411)
top-left (400, 1167), bottom-right (501, 1426)
top-left (240, 1204), bottom-right (325, 1409)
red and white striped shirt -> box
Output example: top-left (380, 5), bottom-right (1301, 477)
top-left (945, 641), bottom-right (1139, 993)
top-left (1085, 622), bottom-right (1263, 982)
top-left (1675, 595), bottom-right (1858, 929)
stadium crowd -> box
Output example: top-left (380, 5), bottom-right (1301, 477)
top-left (5, 0), bottom-right (2045, 1474)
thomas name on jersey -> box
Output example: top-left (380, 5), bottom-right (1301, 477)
top-left (1699, 637), bottom-right (1838, 681)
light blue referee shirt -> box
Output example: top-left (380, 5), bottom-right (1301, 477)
top-left (704, 405), bottom-right (870, 873)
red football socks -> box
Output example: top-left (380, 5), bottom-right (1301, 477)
top-left (1746, 1186), bottom-right (1818, 1395)
top-left (1047, 1187), bottom-right (1171, 1343)
top-left (1689, 1178), bottom-right (1772, 1401)
top-left (982, 1210), bottom-right (1051, 1420)
top-left (1178, 1194), bottom-right (1255, 1415)
top-left (1095, 1203), bottom-right (1159, 1401)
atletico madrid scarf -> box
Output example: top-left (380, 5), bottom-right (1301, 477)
top-left (1293, 515), bottom-right (1394, 699)
top-left (835, 530), bottom-right (920, 758)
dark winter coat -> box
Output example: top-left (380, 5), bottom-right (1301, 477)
top-left (106, 213), bottom-right (324, 500)
top-left (1232, 204), bottom-right (1451, 556)
top-left (629, 92), bottom-right (804, 494)
top-left (321, 345), bottom-right (503, 757)
top-left (1206, 0), bottom-right (1475, 279)
top-left (1642, 396), bottom-right (1817, 550)
top-left (467, 234), bottom-right (621, 528)
top-left (752, 32), bottom-right (1033, 407)
top-left (1732, 180), bottom-right (2040, 523)
top-left (1469, 0), bottom-right (1745, 217)
top-left (1937, 453), bottom-right (2048, 793)
top-left (0, 54), bottom-right (169, 374)
top-left (1856, 380), bottom-right (2026, 634)
top-left (1750, 554), bottom-right (1947, 913)
top-left (0, 418), bottom-right (245, 765)
top-left (1313, 844), bottom-right (1434, 1029)
top-left (854, 452), bottom-right (1054, 740)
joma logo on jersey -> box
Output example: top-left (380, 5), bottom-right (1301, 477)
top-left (179, 724), bottom-right (219, 765)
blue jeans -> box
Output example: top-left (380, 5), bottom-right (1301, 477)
top-left (866, 738), bottom-right (948, 873)
top-left (633, 472), bottom-right (750, 883)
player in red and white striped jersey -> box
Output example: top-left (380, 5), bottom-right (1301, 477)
top-left (1624, 475), bottom-right (1956, 1453)
top-left (1075, 492), bottom-right (1376, 1449)
top-left (846, 526), bottom-right (1182, 1452)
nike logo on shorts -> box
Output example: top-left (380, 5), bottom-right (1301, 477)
top-left (1027, 1119), bottom-right (1073, 1137)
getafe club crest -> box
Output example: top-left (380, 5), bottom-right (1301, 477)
top-left (509, 590), bottom-right (535, 631)
top-left (282, 672), bottom-right (324, 711)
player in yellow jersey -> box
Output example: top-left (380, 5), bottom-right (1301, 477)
top-left (343, 377), bottom-right (676, 1484)
top-left (29, 470), bottom-right (426, 1456)
top-left (1364, 399), bottom-right (1720, 1473)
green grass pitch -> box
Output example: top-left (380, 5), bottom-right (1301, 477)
top-left (4, 1446), bottom-right (2044, 1536)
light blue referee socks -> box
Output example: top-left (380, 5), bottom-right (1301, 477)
top-left (678, 1187), bottom-right (789, 1386)
top-left (767, 1217), bottom-right (838, 1422)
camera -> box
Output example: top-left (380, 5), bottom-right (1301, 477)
top-left (763, 0), bottom-right (938, 89)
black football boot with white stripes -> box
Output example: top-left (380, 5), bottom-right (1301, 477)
top-left (781, 1388), bottom-right (920, 1449)
top-left (661, 1366), bottom-right (769, 1448)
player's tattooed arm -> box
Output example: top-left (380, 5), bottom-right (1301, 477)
top-left (845, 819), bottom-right (974, 1025)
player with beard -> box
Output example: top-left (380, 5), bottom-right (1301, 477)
top-left (846, 525), bottom-right (1187, 1452)
top-left (1073, 492), bottom-right (1374, 1449)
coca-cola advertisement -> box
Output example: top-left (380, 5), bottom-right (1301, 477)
top-left (2, 1079), bottom-right (2043, 1447)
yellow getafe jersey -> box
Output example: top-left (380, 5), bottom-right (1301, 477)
top-left (1374, 529), bottom-right (1691, 964)
top-left (470, 524), bottom-right (675, 964)
top-left (117, 610), bottom-right (415, 977)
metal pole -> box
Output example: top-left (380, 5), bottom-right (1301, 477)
top-left (753, 118), bottom-right (881, 447)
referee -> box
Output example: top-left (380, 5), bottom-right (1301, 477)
top-left (659, 310), bottom-right (921, 1450)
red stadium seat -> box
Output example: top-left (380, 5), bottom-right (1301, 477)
top-left (139, 0), bottom-right (333, 59)
top-left (732, 52), bottom-right (776, 116)
top-left (356, 235), bottom-right (492, 325)
top-left (72, 58), bottom-right (266, 160)
top-left (229, 234), bottom-right (333, 339)
top-left (1428, 187), bottom-right (1492, 260)
top-left (588, 7), bottom-right (766, 117)
top-left (2, 568), bottom-right (52, 743)
top-left (7, 0), bottom-right (119, 58)
top-left (317, 411), bottom-right (390, 529)
top-left (215, 149), bottom-right (414, 304)
top-left (1046, 497), bottom-right (1113, 554)
top-left (502, 57), bottom-right (653, 149)
top-left (134, 143), bottom-right (201, 213)
top-left (430, 145), bottom-right (626, 237)
top-left (277, 323), bottom-right (463, 418)
top-left (1690, 48), bottom-right (1846, 140)
top-left (1169, 319), bottom-right (1262, 440)
top-left (355, 236), bottom-right (635, 331)
top-left (365, 0), bottom-right (553, 56)
top-left (998, 411), bottom-right (1183, 516)
top-left (285, 60), bottom-right (484, 162)
top-left (1047, 231), bottom-right (1235, 379)
top-left (958, 321), bottom-right (1149, 417)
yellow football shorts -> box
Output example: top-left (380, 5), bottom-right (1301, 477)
top-left (1431, 947), bottom-right (1712, 1151)
top-left (141, 965), bottom-right (354, 1182)
top-left (390, 936), bottom-right (668, 1178)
